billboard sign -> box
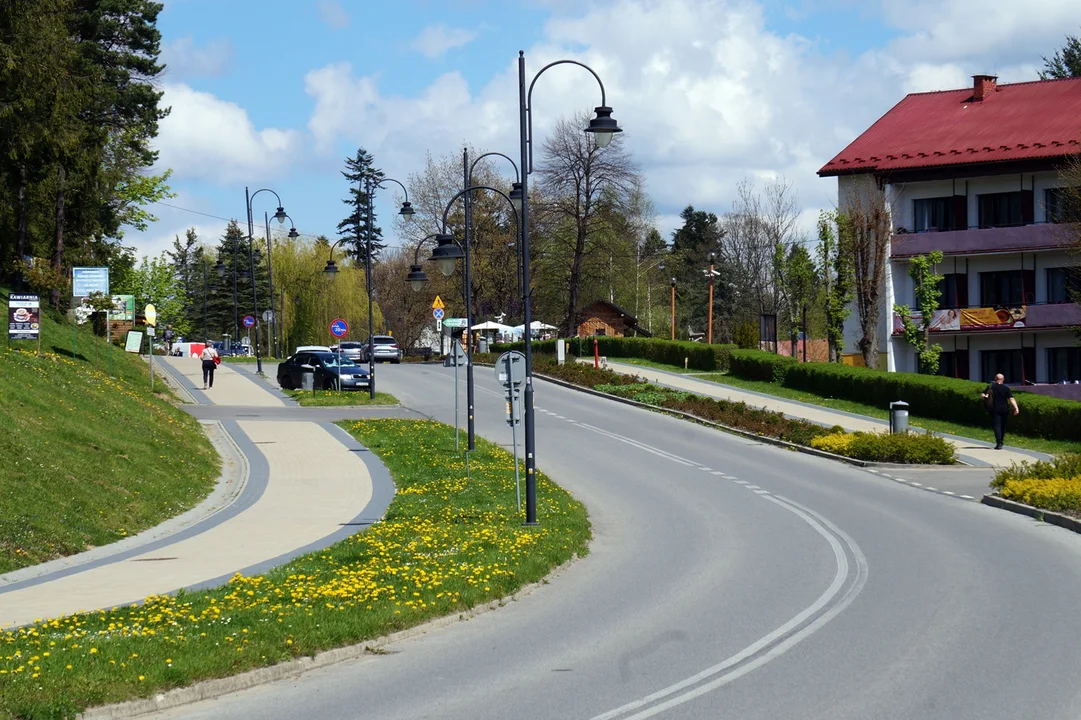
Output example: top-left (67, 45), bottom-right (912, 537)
top-left (8, 294), bottom-right (40, 340)
top-left (111, 295), bottom-right (134, 321)
top-left (72, 267), bottom-right (110, 297)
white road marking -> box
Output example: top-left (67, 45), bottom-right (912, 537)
top-left (745, 485), bottom-right (761, 490)
top-left (754, 489), bottom-right (771, 495)
top-left (733, 480), bottom-right (749, 485)
top-left (925, 487), bottom-right (938, 491)
top-left (910, 482), bottom-right (922, 486)
top-left (893, 478), bottom-right (907, 483)
top-left (700, 467), bottom-right (712, 472)
top-left (943, 491), bottom-right (955, 495)
top-left (961, 495), bottom-right (975, 500)
top-left (593, 495), bottom-right (867, 720)
top-left (710, 471), bottom-right (726, 476)
top-left (574, 422), bottom-right (700, 467)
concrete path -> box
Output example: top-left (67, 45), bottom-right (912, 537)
top-left (592, 359), bottom-right (1048, 468)
top-left (0, 358), bottom-right (394, 629)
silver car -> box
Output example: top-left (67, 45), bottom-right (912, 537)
top-left (335, 341), bottom-right (365, 362)
top-left (363, 335), bottom-right (403, 363)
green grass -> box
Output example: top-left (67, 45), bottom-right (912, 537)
top-left (0, 419), bottom-right (591, 719)
top-left (0, 293), bottom-right (220, 574)
top-left (222, 356), bottom-right (279, 363)
top-left (283, 389), bottom-right (398, 406)
top-left (596, 356), bottom-right (700, 374)
top-left (694, 372), bottom-right (1081, 456)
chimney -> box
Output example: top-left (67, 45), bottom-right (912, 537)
top-left (973, 74), bottom-right (998, 101)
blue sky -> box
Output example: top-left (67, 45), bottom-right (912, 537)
top-left (132, 0), bottom-right (1080, 259)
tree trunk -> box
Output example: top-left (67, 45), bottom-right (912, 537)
top-left (565, 221), bottom-right (587, 336)
top-left (14, 164), bottom-right (29, 288)
top-left (52, 165), bottom-right (67, 309)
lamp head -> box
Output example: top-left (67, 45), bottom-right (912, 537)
top-left (707, 251), bottom-right (715, 264)
top-left (399, 201), bottom-right (416, 219)
top-left (406, 264), bottom-right (429, 293)
top-left (586, 106), bottom-right (622, 148)
top-left (670, 277), bottom-right (677, 288)
top-left (427, 233), bottom-right (464, 277)
top-left (215, 259), bottom-right (226, 278)
top-left (323, 259), bottom-right (340, 277)
top-left (509, 182), bottom-right (524, 215)
top-left (274, 207), bottom-right (287, 225)
top-left (288, 227), bottom-right (299, 239)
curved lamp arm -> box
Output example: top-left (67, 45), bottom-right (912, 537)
top-left (412, 233), bottom-right (442, 264)
top-left (468, 151), bottom-right (520, 182)
top-left (374, 177), bottom-right (409, 202)
top-left (248, 188), bottom-right (287, 226)
top-left (525, 57), bottom-right (610, 173)
top-left (440, 184), bottom-right (520, 233)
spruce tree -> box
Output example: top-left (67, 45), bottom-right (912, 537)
top-left (337, 148), bottom-right (385, 265)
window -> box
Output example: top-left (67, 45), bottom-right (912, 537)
top-left (981, 349), bottom-right (1023, 384)
top-left (594, 327), bottom-right (607, 336)
top-left (980, 270), bottom-right (1024, 306)
top-left (938, 352), bottom-right (956, 378)
top-left (1048, 347), bottom-right (1081, 383)
top-left (1045, 187), bottom-right (1080, 224)
top-left (978, 191), bottom-right (1022, 228)
top-left (913, 197), bottom-right (955, 232)
top-left (933, 273), bottom-right (967, 308)
top-left (1047, 267), bottom-right (1080, 304)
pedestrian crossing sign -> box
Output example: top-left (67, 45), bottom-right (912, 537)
top-left (432, 295), bottom-right (445, 310)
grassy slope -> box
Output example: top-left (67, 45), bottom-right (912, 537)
top-left (0, 419), bottom-right (590, 719)
top-left (0, 293), bottom-right (219, 573)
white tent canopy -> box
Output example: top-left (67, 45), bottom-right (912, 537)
top-left (510, 321), bottom-right (557, 333)
top-left (471, 321), bottom-right (515, 332)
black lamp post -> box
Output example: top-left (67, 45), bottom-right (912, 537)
top-left (517, 51), bottom-right (621, 524)
top-left (325, 186), bottom-right (413, 399)
top-left (245, 187), bottom-right (289, 375)
top-left (263, 211), bottom-right (299, 359)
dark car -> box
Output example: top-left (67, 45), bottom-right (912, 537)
top-left (277, 352), bottom-right (370, 391)
top-left (361, 335), bottom-right (403, 363)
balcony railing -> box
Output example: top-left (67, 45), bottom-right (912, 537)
top-left (892, 302), bottom-right (1081, 335)
top-left (891, 222), bottom-right (1073, 258)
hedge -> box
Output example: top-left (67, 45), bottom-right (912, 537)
top-left (491, 337), bottom-right (737, 372)
top-left (725, 351), bottom-right (1081, 442)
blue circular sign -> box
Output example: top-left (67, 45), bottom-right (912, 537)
top-left (242, 315), bottom-right (255, 328)
top-left (330, 318), bottom-right (349, 338)
top-left (433, 308), bottom-right (445, 320)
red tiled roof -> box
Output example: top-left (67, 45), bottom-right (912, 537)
top-left (818, 77), bottom-right (1081, 177)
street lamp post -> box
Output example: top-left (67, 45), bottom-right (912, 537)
top-left (670, 277), bottom-right (677, 340)
top-left (518, 51), bottom-right (621, 525)
top-left (707, 251), bottom-right (715, 345)
top-left (245, 187), bottom-right (289, 375)
top-left (264, 211), bottom-right (299, 359)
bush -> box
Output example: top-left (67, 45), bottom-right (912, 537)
top-left (729, 349), bottom-right (797, 383)
top-left (991, 453), bottom-right (1081, 489)
top-left (1001, 477), bottom-right (1081, 512)
top-left (733, 320), bottom-right (759, 350)
top-left (492, 337), bottom-right (737, 372)
top-left (811, 430), bottom-right (956, 464)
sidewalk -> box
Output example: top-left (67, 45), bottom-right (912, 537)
top-left (595, 360), bottom-right (1049, 468)
top-left (0, 358), bottom-right (392, 629)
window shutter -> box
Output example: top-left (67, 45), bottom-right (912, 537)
top-left (953, 195), bottom-right (968, 230)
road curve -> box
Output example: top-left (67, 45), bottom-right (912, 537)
top-left (160, 363), bottom-right (1081, 720)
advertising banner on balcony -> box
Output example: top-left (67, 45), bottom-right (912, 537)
top-left (893, 306), bottom-right (1027, 334)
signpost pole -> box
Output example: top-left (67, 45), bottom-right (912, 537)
top-left (454, 338), bottom-right (460, 452)
top-left (506, 353), bottom-right (521, 512)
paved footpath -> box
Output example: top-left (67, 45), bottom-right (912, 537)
top-left (0, 357), bottom-right (396, 629)
top-left (594, 359), bottom-right (1050, 469)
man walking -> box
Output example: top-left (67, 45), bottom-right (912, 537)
top-left (982, 373), bottom-right (1020, 449)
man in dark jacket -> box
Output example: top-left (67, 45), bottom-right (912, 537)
top-left (981, 373), bottom-right (1020, 449)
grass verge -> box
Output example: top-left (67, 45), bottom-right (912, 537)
top-left (282, 389), bottom-right (398, 406)
top-left (0, 292), bottom-right (219, 574)
top-left (0, 419), bottom-right (590, 719)
top-left (221, 356), bottom-right (279, 363)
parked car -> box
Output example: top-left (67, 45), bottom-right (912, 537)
top-left (361, 335), bottom-right (403, 363)
top-left (336, 341), bottom-right (365, 362)
top-left (277, 351), bottom-right (370, 391)
top-left (294, 345), bottom-right (331, 354)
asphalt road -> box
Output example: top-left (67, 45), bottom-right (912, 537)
top-left (161, 363), bottom-right (1081, 720)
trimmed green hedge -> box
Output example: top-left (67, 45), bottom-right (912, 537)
top-left (725, 352), bottom-right (1081, 442)
top-left (492, 337), bottom-right (737, 372)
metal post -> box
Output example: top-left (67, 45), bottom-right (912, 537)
top-left (244, 188), bottom-right (263, 375)
top-left (518, 52), bottom-right (538, 525)
top-left (802, 303), bottom-right (808, 363)
top-left (454, 334), bottom-right (460, 451)
top-left (264, 211), bottom-right (278, 359)
top-left (235, 192), bottom-right (242, 348)
top-left (707, 259), bottom-right (714, 344)
top-left (507, 353), bottom-right (521, 513)
top-left (365, 177), bottom-right (376, 399)
top-left (463, 148), bottom-right (476, 451)
top-left (670, 281), bottom-right (676, 341)
top-left (202, 260), bottom-right (208, 342)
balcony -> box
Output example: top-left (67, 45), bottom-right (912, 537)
top-left (891, 223), bottom-right (1073, 258)
top-left (892, 302), bottom-right (1081, 335)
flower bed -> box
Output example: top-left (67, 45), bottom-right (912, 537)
top-left (992, 454), bottom-right (1081, 513)
top-left (810, 431), bottom-right (955, 465)
top-left (0, 419), bottom-right (590, 718)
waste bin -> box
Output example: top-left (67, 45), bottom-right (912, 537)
top-left (478, 336), bottom-right (489, 353)
top-left (889, 401), bottom-right (909, 434)
top-left (301, 368), bottom-right (315, 392)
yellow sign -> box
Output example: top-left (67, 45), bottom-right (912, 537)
top-left (431, 295), bottom-right (445, 310)
top-left (144, 304), bottom-right (157, 327)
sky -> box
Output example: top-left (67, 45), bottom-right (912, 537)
top-left (133, 0), bottom-right (1081, 260)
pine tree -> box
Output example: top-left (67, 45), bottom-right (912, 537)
top-left (169, 227), bottom-right (199, 331)
top-left (1041, 32), bottom-right (1081, 79)
top-left (337, 148), bottom-right (385, 265)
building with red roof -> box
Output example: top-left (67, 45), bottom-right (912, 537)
top-left (819, 75), bottom-right (1081, 392)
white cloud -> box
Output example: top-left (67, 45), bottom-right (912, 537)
top-left (317, 0), bottom-right (350, 29)
top-left (410, 24), bottom-right (479, 59)
top-left (161, 36), bottom-right (233, 79)
top-left (154, 83), bottom-right (302, 184)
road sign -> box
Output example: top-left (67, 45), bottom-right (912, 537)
top-left (144, 304), bottom-right (157, 327)
top-left (433, 308), bottom-right (445, 321)
top-left (496, 351), bottom-right (527, 387)
top-left (242, 314), bottom-right (255, 329)
top-left (443, 317), bottom-right (468, 328)
top-left (73, 267), bottom-right (109, 297)
top-left (431, 295), bottom-right (445, 310)
top-left (330, 318), bottom-right (349, 338)
top-left (262, 309), bottom-right (274, 322)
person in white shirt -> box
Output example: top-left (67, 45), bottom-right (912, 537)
top-left (199, 342), bottom-right (220, 390)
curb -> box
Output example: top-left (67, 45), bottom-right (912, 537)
top-left (981, 494), bottom-right (1081, 534)
top-left (531, 371), bottom-right (955, 471)
top-left (78, 553), bottom-right (585, 719)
